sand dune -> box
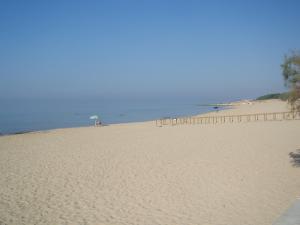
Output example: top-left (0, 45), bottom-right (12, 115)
top-left (0, 99), bottom-right (299, 225)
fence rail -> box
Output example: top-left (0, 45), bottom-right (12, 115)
top-left (156, 111), bottom-right (300, 127)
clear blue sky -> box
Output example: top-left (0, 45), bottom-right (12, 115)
top-left (0, 0), bottom-right (299, 101)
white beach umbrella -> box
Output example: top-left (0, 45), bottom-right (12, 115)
top-left (90, 115), bottom-right (98, 120)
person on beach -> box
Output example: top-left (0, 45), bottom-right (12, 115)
top-left (95, 119), bottom-right (101, 126)
top-left (90, 115), bottom-right (101, 126)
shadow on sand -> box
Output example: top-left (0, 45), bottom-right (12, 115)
top-left (289, 149), bottom-right (300, 167)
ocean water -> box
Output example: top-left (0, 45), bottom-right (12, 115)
top-left (0, 98), bottom-right (217, 134)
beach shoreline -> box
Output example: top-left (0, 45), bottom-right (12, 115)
top-left (0, 98), bottom-right (267, 137)
top-left (0, 99), bottom-right (230, 136)
top-left (0, 99), bottom-right (299, 225)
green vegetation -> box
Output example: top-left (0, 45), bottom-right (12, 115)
top-left (281, 51), bottom-right (300, 111)
top-left (256, 92), bottom-right (289, 101)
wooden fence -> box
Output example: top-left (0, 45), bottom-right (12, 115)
top-left (156, 111), bottom-right (300, 127)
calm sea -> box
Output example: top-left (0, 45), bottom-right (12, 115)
top-left (0, 98), bottom-right (217, 134)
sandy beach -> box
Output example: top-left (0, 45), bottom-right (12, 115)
top-left (0, 99), bottom-right (299, 225)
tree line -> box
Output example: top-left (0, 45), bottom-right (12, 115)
top-left (281, 51), bottom-right (300, 111)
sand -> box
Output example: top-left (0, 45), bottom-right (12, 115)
top-left (0, 99), bottom-right (299, 225)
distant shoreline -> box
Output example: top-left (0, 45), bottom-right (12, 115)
top-left (0, 102), bottom-right (227, 136)
top-left (0, 99), bottom-right (257, 136)
top-left (197, 103), bottom-right (234, 107)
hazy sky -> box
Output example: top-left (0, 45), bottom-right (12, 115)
top-left (0, 0), bottom-right (299, 101)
